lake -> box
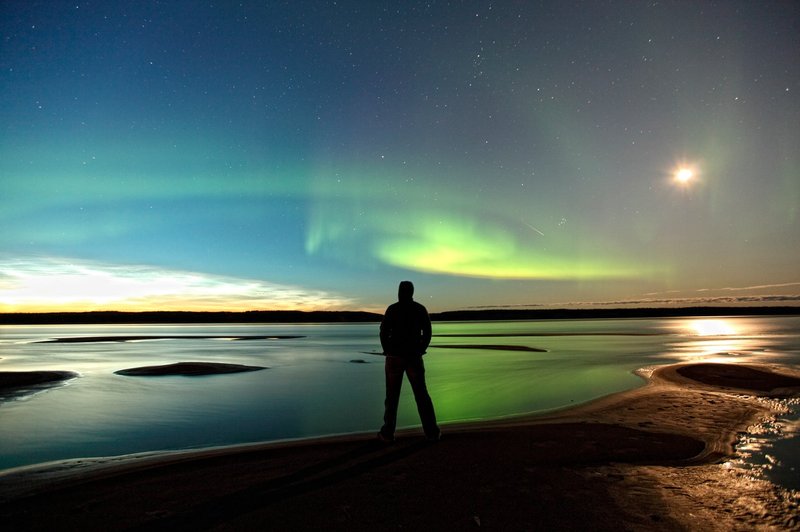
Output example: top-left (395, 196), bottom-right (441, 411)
top-left (1, 316), bottom-right (798, 489)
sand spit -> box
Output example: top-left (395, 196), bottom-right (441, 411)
top-left (434, 332), bottom-right (666, 337)
top-left (432, 344), bottom-right (548, 352)
top-left (37, 335), bottom-right (304, 343)
top-left (114, 362), bottom-right (267, 376)
top-left (0, 371), bottom-right (78, 397)
top-left (672, 363), bottom-right (800, 394)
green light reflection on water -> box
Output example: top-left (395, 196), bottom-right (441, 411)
top-left (419, 348), bottom-right (643, 423)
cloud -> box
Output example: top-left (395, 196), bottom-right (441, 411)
top-left (0, 257), bottom-right (353, 312)
top-left (696, 282), bottom-right (800, 292)
top-left (582, 295), bottom-right (800, 306)
top-left (625, 282), bottom-right (800, 307)
top-left (466, 294), bottom-right (800, 309)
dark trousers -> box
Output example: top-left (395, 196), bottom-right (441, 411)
top-left (381, 355), bottom-right (439, 439)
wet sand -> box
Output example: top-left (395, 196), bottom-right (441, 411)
top-left (1, 362), bottom-right (798, 530)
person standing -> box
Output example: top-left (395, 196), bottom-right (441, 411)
top-left (378, 281), bottom-right (440, 442)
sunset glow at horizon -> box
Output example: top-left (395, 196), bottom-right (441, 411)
top-left (0, 259), bottom-right (357, 313)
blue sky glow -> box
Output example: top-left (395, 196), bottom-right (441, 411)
top-left (1, 1), bottom-right (798, 312)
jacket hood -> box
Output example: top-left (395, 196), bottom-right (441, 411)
top-left (398, 281), bottom-right (414, 302)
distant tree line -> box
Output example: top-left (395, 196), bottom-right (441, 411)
top-left (0, 307), bottom-right (798, 325)
top-left (430, 307), bottom-right (800, 321)
top-left (0, 310), bottom-right (382, 325)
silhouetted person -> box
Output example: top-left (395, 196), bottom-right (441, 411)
top-left (378, 281), bottom-right (440, 442)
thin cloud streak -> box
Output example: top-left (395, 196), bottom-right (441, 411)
top-left (643, 282), bottom-right (800, 296)
top-left (696, 282), bottom-right (800, 292)
top-left (0, 257), bottom-right (353, 312)
top-left (468, 294), bottom-right (800, 310)
top-left (574, 295), bottom-right (800, 306)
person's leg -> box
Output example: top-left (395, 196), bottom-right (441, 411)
top-left (405, 357), bottom-right (440, 439)
top-left (380, 356), bottom-right (405, 440)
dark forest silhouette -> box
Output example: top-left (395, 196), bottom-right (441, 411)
top-left (1, 306), bottom-right (798, 324)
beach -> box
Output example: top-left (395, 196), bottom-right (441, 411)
top-left (1, 361), bottom-right (798, 531)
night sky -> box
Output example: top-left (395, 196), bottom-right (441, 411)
top-left (2, 1), bottom-right (799, 313)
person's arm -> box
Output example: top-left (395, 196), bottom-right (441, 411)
top-left (379, 307), bottom-right (393, 354)
top-left (419, 305), bottom-right (432, 354)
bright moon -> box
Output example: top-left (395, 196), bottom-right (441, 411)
top-left (674, 168), bottom-right (694, 184)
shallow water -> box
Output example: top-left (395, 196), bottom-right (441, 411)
top-left (1, 316), bottom-right (798, 489)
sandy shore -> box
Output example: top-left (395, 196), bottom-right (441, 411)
top-left (1, 362), bottom-right (799, 531)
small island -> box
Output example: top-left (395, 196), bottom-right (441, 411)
top-left (0, 371), bottom-right (78, 394)
top-left (114, 362), bottom-right (267, 377)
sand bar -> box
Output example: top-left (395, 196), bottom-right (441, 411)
top-left (115, 362), bottom-right (267, 376)
top-left (434, 332), bottom-right (666, 337)
top-left (433, 344), bottom-right (548, 352)
top-left (0, 362), bottom-right (798, 530)
top-left (0, 371), bottom-right (78, 394)
top-left (36, 335), bottom-right (304, 343)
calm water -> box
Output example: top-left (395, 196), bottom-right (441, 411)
top-left (1, 316), bottom-right (798, 489)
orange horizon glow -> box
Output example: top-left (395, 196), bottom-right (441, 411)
top-left (0, 301), bottom-right (329, 313)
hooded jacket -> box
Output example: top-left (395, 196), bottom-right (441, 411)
top-left (379, 283), bottom-right (432, 357)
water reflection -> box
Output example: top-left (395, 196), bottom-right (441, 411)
top-left (666, 318), bottom-right (766, 364)
top-left (722, 397), bottom-right (800, 491)
top-left (664, 318), bottom-right (800, 492)
top-left (691, 319), bottom-right (738, 336)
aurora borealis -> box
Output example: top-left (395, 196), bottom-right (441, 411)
top-left (1, 1), bottom-right (799, 312)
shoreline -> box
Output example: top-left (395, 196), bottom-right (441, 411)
top-left (1, 362), bottom-right (799, 529)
